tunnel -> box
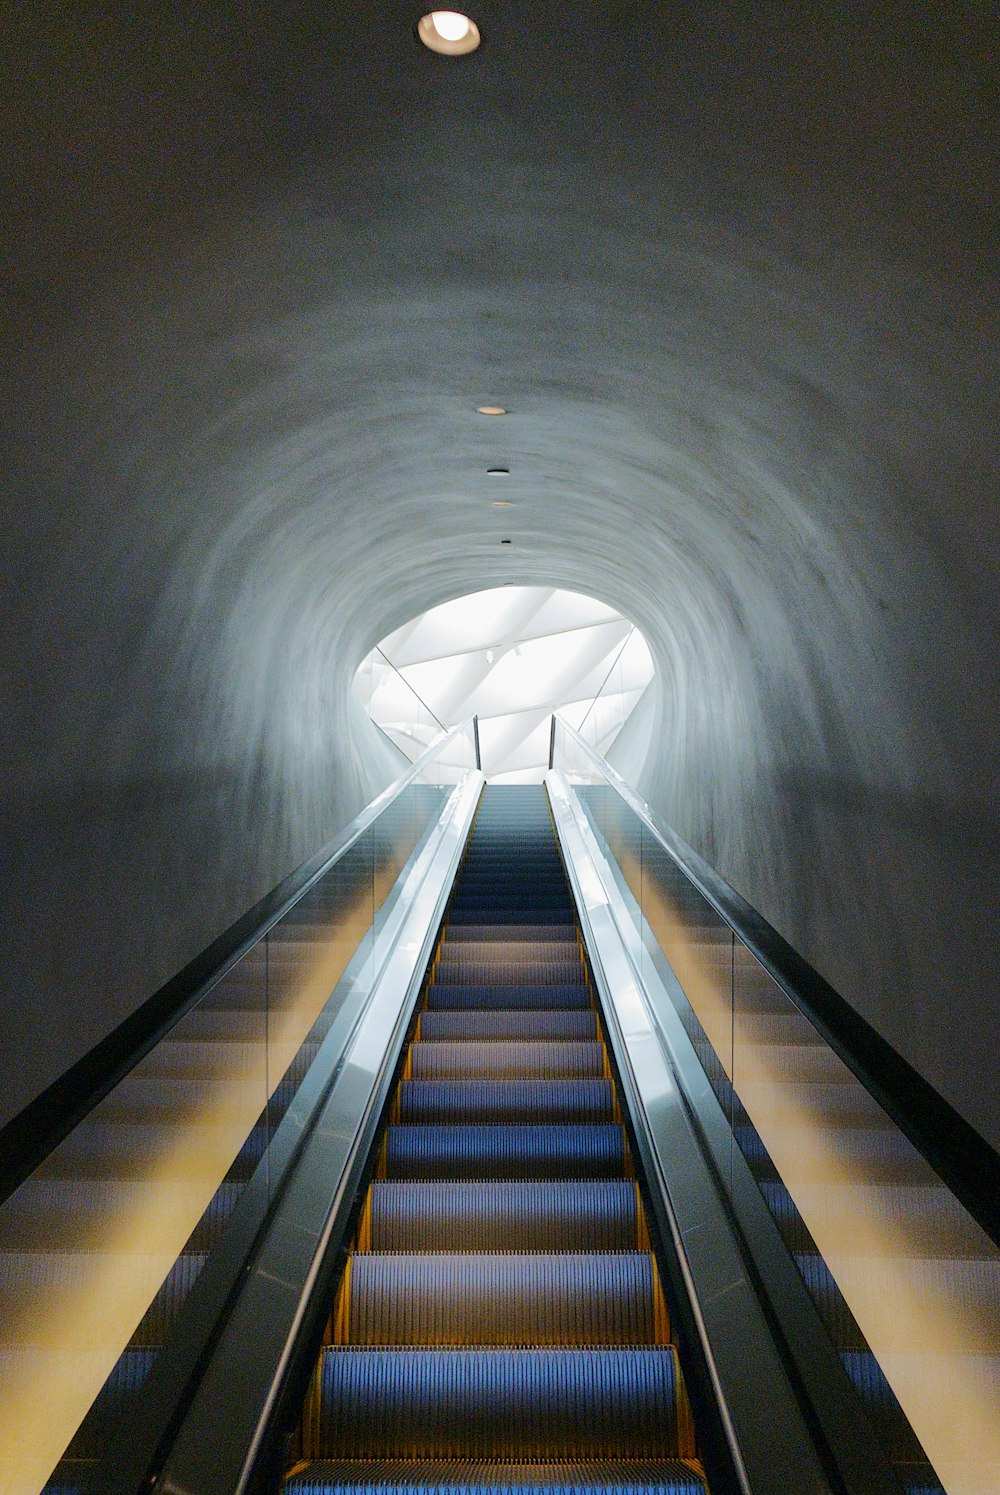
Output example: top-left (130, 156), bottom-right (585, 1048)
top-left (0, 4), bottom-right (997, 1492)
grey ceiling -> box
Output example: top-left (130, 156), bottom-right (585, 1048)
top-left (1, 3), bottom-right (997, 1144)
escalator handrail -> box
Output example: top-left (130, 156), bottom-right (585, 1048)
top-left (551, 713), bottom-right (1000, 1250)
top-left (0, 718), bottom-right (478, 1208)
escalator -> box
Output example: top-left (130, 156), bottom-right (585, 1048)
top-left (6, 731), bottom-right (996, 1495)
top-left (285, 786), bottom-right (708, 1495)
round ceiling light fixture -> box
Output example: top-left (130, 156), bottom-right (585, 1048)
top-left (486, 466), bottom-right (510, 476)
top-left (418, 11), bottom-right (481, 55)
top-left (477, 405), bottom-right (508, 416)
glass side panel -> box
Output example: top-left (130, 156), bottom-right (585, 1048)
top-left (551, 716), bottom-right (1000, 1495)
top-left (0, 726), bottom-right (474, 1494)
top-left (0, 945), bottom-right (268, 1495)
top-left (732, 944), bottom-right (1000, 1495)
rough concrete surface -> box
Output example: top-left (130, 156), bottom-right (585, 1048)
top-left (1, 3), bottom-right (997, 1143)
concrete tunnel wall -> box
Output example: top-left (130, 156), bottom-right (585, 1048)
top-left (1, 3), bottom-right (997, 1148)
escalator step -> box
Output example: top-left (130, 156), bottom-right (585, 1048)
top-left (384, 1125), bottom-right (627, 1180)
top-left (366, 1180), bottom-right (643, 1252)
top-left (408, 1041), bottom-right (605, 1081)
top-left (418, 1010), bottom-right (597, 1041)
top-left (0, 1179), bottom-right (239, 1252)
top-left (447, 910), bottom-right (573, 926)
top-left (285, 1459), bottom-right (708, 1494)
top-left (128, 1251), bottom-right (207, 1345)
top-left (438, 942), bottom-right (580, 963)
top-left (838, 1352), bottom-right (934, 1463)
top-left (311, 1347), bottom-right (693, 1460)
top-left (63, 1349), bottom-right (155, 1459)
top-left (434, 962), bottom-right (584, 986)
top-left (444, 925), bottom-right (579, 943)
top-left (397, 1079), bottom-right (614, 1125)
top-left (344, 1253), bottom-right (661, 1346)
top-left (35, 1121), bottom-right (269, 1181)
top-left (426, 985), bottom-right (590, 1011)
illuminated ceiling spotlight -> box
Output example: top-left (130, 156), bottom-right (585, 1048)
top-left (417, 11), bottom-right (482, 55)
top-left (477, 405), bottom-right (508, 416)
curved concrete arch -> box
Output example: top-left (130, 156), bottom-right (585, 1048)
top-left (1, 2), bottom-right (996, 1148)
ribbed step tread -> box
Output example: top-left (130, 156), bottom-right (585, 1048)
top-left (311, 1348), bottom-right (693, 1460)
top-left (384, 1126), bottom-right (626, 1180)
top-left (344, 1254), bottom-right (660, 1345)
top-left (0, 1178), bottom-right (240, 1252)
top-left (409, 1042), bottom-right (605, 1081)
top-left (33, 1122), bottom-right (268, 1181)
top-left (397, 1079), bottom-right (614, 1125)
top-left (419, 1011), bottom-right (597, 1041)
top-left (366, 1181), bottom-right (642, 1252)
top-left (759, 1179), bottom-right (994, 1257)
top-left (285, 1460), bottom-right (708, 1494)
top-left (447, 906), bottom-right (575, 920)
top-left (63, 1349), bottom-right (155, 1458)
top-left (426, 985), bottom-right (590, 1011)
top-left (839, 1351), bottom-right (936, 1463)
top-left (435, 962), bottom-right (584, 986)
top-left (439, 942), bottom-right (579, 963)
top-left (733, 1124), bottom-right (929, 1185)
top-left (444, 925), bottom-right (578, 943)
top-left (447, 910), bottom-right (573, 926)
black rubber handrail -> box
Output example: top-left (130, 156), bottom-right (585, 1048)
top-left (551, 714), bottom-right (1000, 1251)
top-left (0, 719), bottom-right (477, 1209)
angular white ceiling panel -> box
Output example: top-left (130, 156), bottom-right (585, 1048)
top-left (354, 586), bottom-right (654, 781)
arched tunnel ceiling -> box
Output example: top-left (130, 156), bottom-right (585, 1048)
top-left (1, 4), bottom-right (997, 1144)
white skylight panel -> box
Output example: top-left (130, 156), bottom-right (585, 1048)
top-left (354, 586), bottom-right (654, 781)
top-left (522, 589), bottom-right (621, 638)
top-left (387, 587), bottom-right (542, 664)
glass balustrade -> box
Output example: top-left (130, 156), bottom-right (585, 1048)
top-left (551, 714), bottom-right (1000, 1495)
top-left (0, 722), bottom-right (479, 1495)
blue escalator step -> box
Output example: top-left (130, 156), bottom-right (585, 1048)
top-left (419, 1010), bottom-right (597, 1040)
top-left (345, 1252), bottom-right (659, 1345)
top-left (285, 1460), bottom-right (707, 1494)
top-left (312, 1347), bottom-right (693, 1460)
top-left (397, 1079), bottom-right (614, 1125)
top-left (426, 984), bottom-right (591, 1011)
top-left (444, 924), bottom-right (579, 943)
top-left (839, 1351), bottom-right (934, 1463)
top-left (367, 1179), bottom-right (642, 1251)
top-left (384, 1124), bottom-right (626, 1179)
top-left (434, 961), bottom-right (584, 986)
top-left (408, 1041), bottom-right (605, 1081)
top-left (63, 1349), bottom-right (156, 1459)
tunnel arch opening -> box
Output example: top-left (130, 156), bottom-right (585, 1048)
top-left (353, 585), bottom-right (655, 782)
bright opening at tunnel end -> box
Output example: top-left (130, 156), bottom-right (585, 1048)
top-left (354, 586), bottom-right (655, 782)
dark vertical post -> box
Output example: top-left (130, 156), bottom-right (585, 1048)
top-left (473, 715), bottom-right (481, 771)
top-left (548, 713), bottom-right (557, 770)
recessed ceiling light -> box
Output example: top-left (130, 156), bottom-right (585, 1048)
top-left (487, 467), bottom-right (510, 476)
top-left (491, 499), bottom-right (513, 507)
top-left (477, 405), bottom-right (508, 416)
top-left (417, 11), bottom-right (481, 55)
